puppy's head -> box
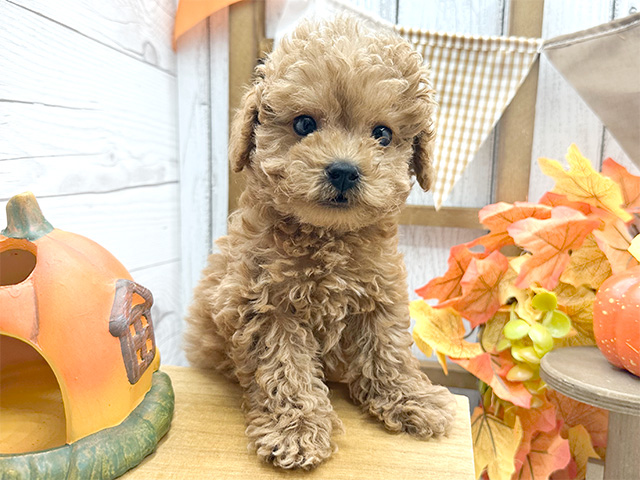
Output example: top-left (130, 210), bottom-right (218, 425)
top-left (230, 16), bottom-right (436, 231)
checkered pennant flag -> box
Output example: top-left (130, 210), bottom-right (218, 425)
top-left (396, 27), bottom-right (542, 208)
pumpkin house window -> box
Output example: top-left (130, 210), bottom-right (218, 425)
top-left (0, 239), bottom-right (37, 286)
top-left (109, 279), bottom-right (156, 385)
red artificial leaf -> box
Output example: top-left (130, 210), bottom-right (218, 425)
top-left (416, 243), bottom-right (485, 302)
top-left (439, 251), bottom-right (509, 327)
top-left (471, 202), bottom-right (553, 252)
top-left (454, 352), bottom-right (532, 408)
top-left (547, 390), bottom-right (609, 448)
top-left (602, 157), bottom-right (640, 213)
top-left (592, 218), bottom-right (639, 274)
top-left (514, 422), bottom-right (571, 480)
top-left (507, 207), bottom-right (600, 290)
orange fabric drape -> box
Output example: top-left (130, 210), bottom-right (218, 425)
top-left (173, 0), bottom-right (243, 49)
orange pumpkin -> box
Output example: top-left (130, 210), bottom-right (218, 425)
top-left (593, 265), bottom-right (640, 377)
top-left (0, 192), bottom-right (162, 453)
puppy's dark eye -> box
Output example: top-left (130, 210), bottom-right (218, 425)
top-left (293, 115), bottom-right (317, 136)
top-left (372, 125), bottom-right (392, 146)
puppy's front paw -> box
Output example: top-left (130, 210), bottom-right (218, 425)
top-left (369, 383), bottom-right (457, 438)
top-left (248, 413), bottom-right (337, 470)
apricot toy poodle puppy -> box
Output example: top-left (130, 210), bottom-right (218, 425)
top-left (185, 15), bottom-right (456, 470)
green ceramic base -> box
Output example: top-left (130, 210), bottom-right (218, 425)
top-left (0, 370), bottom-right (174, 480)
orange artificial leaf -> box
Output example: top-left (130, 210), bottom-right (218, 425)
top-left (416, 244), bottom-right (485, 302)
top-left (560, 235), bottom-right (612, 290)
top-left (601, 157), bottom-right (640, 213)
top-left (471, 202), bottom-right (552, 252)
top-left (538, 192), bottom-right (596, 216)
top-left (567, 425), bottom-right (601, 480)
top-left (440, 251), bottom-right (510, 327)
top-left (507, 207), bottom-right (600, 290)
top-left (454, 352), bottom-right (532, 408)
top-left (538, 144), bottom-right (632, 222)
top-left (550, 460), bottom-right (579, 480)
top-left (547, 390), bottom-right (609, 447)
top-left (471, 407), bottom-right (524, 480)
top-left (409, 302), bottom-right (483, 364)
top-left (592, 218), bottom-right (639, 274)
top-left (516, 400), bottom-right (558, 450)
top-left (514, 422), bottom-right (571, 480)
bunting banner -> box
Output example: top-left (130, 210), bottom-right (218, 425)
top-left (541, 12), bottom-right (640, 168)
top-left (396, 26), bottom-right (541, 208)
top-left (173, 0), bottom-right (242, 49)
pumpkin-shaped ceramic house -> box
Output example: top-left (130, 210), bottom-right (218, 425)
top-left (0, 192), bottom-right (174, 479)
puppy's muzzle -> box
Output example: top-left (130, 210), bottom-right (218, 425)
top-left (325, 161), bottom-right (360, 193)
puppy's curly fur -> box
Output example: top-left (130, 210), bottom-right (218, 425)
top-left (185, 16), bottom-right (456, 470)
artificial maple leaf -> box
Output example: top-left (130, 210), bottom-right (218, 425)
top-left (507, 207), bottom-right (600, 290)
top-left (480, 310), bottom-right (510, 353)
top-left (538, 191), bottom-right (596, 216)
top-left (547, 390), bottom-right (609, 448)
top-left (497, 256), bottom-right (542, 323)
top-left (409, 302), bottom-right (483, 369)
top-left (511, 400), bottom-right (560, 480)
top-left (436, 351), bottom-right (449, 375)
top-left (592, 218), bottom-right (639, 274)
top-left (601, 157), bottom-right (640, 213)
top-left (471, 202), bottom-right (552, 252)
top-left (454, 352), bottom-right (532, 408)
top-left (538, 144), bottom-right (632, 222)
top-left (439, 251), bottom-right (510, 327)
top-left (567, 425), bottom-right (601, 480)
top-left (471, 407), bottom-right (523, 480)
top-left (559, 235), bottom-right (612, 290)
top-left (550, 460), bottom-right (578, 480)
top-left (552, 283), bottom-right (597, 348)
top-left (514, 422), bottom-right (571, 480)
top-left (416, 243), bottom-right (485, 302)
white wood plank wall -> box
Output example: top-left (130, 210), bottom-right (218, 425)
top-left (0, 0), bottom-right (185, 365)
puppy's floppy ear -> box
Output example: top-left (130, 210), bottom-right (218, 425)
top-left (410, 70), bottom-right (437, 192)
top-left (229, 81), bottom-right (261, 172)
top-left (411, 126), bottom-right (435, 191)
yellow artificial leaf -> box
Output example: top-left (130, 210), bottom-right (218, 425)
top-left (538, 144), bottom-right (632, 222)
top-left (498, 256), bottom-right (541, 323)
top-left (412, 322), bottom-right (433, 357)
top-left (437, 351), bottom-right (449, 375)
top-left (553, 283), bottom-right (597, 347)
top-left (560, 235), bottom-right (612, 290)
top-left (410, 301), bottom-right (483, 361)
top-left (568, 425), bottom-right (601, 480)
top-left (471, 408), bottom-right (523, 480)
top-left (630, 234), bottom-right (640, 262)
top-left (481, 311), bottom-right (510, 352)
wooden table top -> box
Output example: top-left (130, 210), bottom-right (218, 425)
top-left (540, 346), bottom-right (640, 416)
top-left (122, 365), bottom-right (475, 480)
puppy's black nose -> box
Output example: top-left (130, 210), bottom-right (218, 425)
top-left (325, 162), bottom-right (360, 193)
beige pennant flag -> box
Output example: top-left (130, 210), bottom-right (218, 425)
top-left (396, 27), bottom-right (542, 209)
top-left (542, 12), bottom-right (640, 168)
